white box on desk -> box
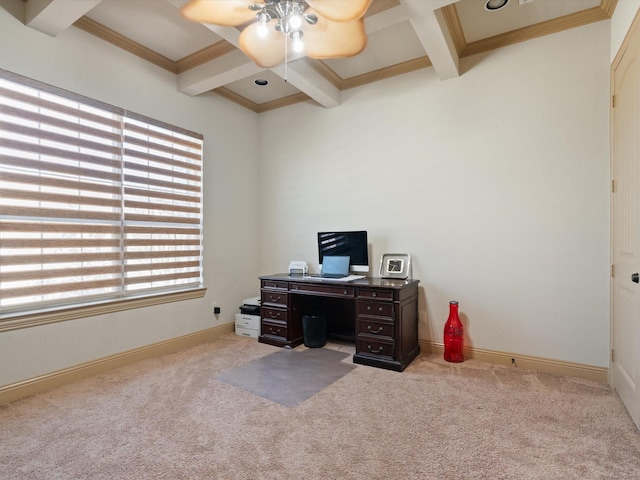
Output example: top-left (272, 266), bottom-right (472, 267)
top-left (235, 313), bottom-right (260, 338)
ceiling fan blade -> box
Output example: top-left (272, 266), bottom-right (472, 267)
top-left (305, 0), bottom-right (372, 22)
top-left (181, 0), bottom-right (259, 26)
top-left (304, 16), bottom-right (367, 59)
top-left (239, 20), bottom-right (287, 68)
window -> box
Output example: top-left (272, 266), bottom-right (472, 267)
top-left (0, 70), bottom-right (204, 320)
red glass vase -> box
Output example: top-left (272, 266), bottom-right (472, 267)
top-left (444, 301), bottom-right (464, 363)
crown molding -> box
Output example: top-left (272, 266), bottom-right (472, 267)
top-left (175, 41), bottom-right (237, 74)
top-left (73, 16), bottom-right (177, 74)
top-left (341, 56), bottom-right (432, 91)
top-left (462, 4), bottom-right (613, 58)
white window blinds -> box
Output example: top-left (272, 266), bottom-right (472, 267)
top-left (0, 70), bottom-right (203, 314)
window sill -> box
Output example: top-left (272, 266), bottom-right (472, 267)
top-left (0, 287), bottom-right (207, 333)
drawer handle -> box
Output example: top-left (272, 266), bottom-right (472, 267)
top-left (269, 327), bottom-right (281, 334)
top-left (367, 325), bottom-right (383, 334)
top-left (366, 305), bottom-right (385, 313)
top-left (269, 311), bottom-right (281, 319)
top-left (343, 290), bottom-right (348, 295)
top-left (269, 295), bottom-right (281, 302)
top-left (372, 292), bottom-right (377, 298)
top-left (367, 344), bottom-right (383, 354)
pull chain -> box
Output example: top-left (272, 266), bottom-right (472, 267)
top-left (284, 35), bottom-right (288, 82)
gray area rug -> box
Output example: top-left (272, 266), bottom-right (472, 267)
top-left (216, 347), bottom-right (356, 407)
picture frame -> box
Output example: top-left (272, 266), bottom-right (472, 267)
top-left (379, 253), bottom-right (411, 279)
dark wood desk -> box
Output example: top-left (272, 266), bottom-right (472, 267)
top-left (259, 274), bottom-right (420, 372)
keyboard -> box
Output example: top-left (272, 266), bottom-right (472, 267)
top-left (344, 275), bottom-right (366, 281)
top-left (314, 274), bottom-right (365, 282)
top-left (305, 274), bottom-right (365, 282)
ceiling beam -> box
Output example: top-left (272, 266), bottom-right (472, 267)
top-left (173, 0), bottom-right (437, 108)
top-left (177, 49), bottom-right (264, 96)
top-left (365, 4), bottom-right (411, 34)
top-left (26, 0), bottom-right (102, 37)
top-left (269, 3), bottom-right (419, 107)
top-left (399, 0), bottom-right (460, 80)
top-left (171, 3), bottom-right (340, 107)
top-left (171, 11), bottom-right (263, 95)
top-left (270, 59), bottom-right (341, 108)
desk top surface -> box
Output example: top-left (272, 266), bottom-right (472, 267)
top-left (260, 273), bottom-right (419, 290)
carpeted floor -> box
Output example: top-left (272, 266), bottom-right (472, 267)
top-left (1, 333), bottom-right (639, 479)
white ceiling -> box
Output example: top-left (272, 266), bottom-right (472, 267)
top-left (4, 0), bottom-right (614, 112)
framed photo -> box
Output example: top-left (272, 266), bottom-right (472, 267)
top-left (379, 253), bottom-right (411, 279)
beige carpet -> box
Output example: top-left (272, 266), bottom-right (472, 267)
top-left (1, 333), bottom-right (639, 479)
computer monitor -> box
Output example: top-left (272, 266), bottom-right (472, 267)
top-left (317, 231), bottom-right (369, 273)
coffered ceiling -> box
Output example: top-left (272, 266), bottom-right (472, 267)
top-left (2, 0), bottom-right (616, 112)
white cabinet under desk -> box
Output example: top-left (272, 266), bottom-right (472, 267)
top-left (235, 313), bottom-right (260, 338)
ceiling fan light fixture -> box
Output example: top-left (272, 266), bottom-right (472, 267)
top-left (484, 0), bottom-right (510, 11)
top-left (303, 13), bottom-right (318, 25)
top-left (288, 13), bottom-right (303, 30)
top-left (257, 23), bottom-right (269, 37)
top-left (181, 0), bottom-right (372, 67)
top-left (256, 12), bottom-right (271, 38)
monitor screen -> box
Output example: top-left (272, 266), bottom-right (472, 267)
top-left (317, 231), bottom-right (369, 273)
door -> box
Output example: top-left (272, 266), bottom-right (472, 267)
top-left (612, 16), bottom-right (640, 430)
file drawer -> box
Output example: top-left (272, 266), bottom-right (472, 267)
top-left (357, 300), bottom-right (394, 319)
top-left (261, 290), bottom-right (288, 308)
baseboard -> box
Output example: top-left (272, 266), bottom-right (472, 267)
top-left (2, 328), bottom-right (608, 406)
top-left (420, 340), bottom-right (609, 383)
top-left (0, 323), bottom-right (234, 405)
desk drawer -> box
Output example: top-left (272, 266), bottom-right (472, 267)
top-left (290, 283), bottom-right (355, 298)
top-left (357, 289), bottom-right (393, 301)
top-left (261, 280), bottom-right (288, 290)
top-left (261, 320), bottom-right (288, 339)
top-left (357, 337), bottom-right (394, 360)
top-left (262, 307), bottom-right (287, 323)
top-left (261, 290), bottom-right (288, 308)
top-left (357, 319), bottom-right (394, 339)
top-left (357, 300), bottom-right (394, 319)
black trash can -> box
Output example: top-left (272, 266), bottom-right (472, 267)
top-left (302, 313), bottom-right (327, 348)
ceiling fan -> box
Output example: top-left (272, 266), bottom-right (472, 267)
top-left (181, 0), bottom-right (373, 68)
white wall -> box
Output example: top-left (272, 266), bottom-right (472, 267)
top-left (258, 21), bottom-right (611, 367)
top-left (611, 0), bottom-right (640, 61)
top-left (0, 9), bottom-right (260, 387)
